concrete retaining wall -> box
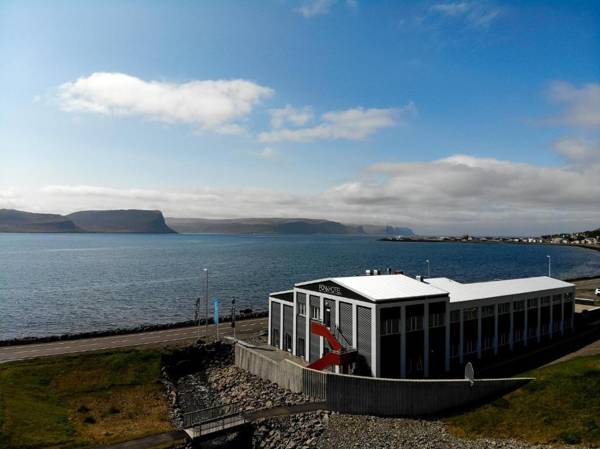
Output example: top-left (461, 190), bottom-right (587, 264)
top-left (234, 344), bottom-right (531, 416)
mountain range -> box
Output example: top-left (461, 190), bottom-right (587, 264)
top-left (0, 209), bottom-right (415, 235)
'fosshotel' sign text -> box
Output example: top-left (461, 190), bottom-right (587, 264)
top-left (319, 284), bottom-right (342, 296)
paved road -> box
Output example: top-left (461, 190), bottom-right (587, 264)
top-left (0, 317), bottom-right (268, 364)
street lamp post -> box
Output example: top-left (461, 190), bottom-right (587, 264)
top-left (425, 259), bottom-right (430, 278)
top-left (547, 255), bottom-right (551, 277)
top-left (204, 268), bottom-right (209, 338)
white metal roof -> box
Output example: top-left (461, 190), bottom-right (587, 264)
top-left (424, 276), bottom-right (574, 303)
top-left (330, 274), bottom-right (448, 301)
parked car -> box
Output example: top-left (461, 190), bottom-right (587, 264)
top-left (595, 288), bottom-right (600, 296)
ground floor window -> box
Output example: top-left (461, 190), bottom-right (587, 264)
top-left (284, 333), bottom-right (292, 352)
top-left (297, 337), bottom-right (305, 357)
top-left (272, 329), bottom-right (280, 347)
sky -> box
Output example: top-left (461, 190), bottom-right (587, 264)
top-left (0, 0), bottom-right (599, 235)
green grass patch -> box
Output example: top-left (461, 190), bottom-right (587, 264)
top-left (447, 354), bottom-right (600, 446)
top-left (0, 349), bottom-right (172, 449)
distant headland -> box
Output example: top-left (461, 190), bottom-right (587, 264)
top-left (0, 209), bottom-right (175, 233)
top-left (166, 217), bottom-right (415, 235)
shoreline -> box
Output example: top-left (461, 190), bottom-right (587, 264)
top-left (3, 274), bottom-right (599, 348)
top-left (0, 310), bottom-right (268, 348)
top-left (380, 238), bottom-right (600, 253)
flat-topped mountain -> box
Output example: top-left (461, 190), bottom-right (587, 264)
top-left (166, 217), bottom-right (414, 235)
top-left (0, 209), bottom-right (175, 233)
top-left (68, 210), bottom-right (175, 233)
top-left (0, 209), bottom-right (82, 233)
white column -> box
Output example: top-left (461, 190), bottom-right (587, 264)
top-left (292, 298), bottom-right (297, 355)
top-left (400, 304), bottom-right (406, 378)
top-left (319, 297), bottom-right (324, 357)
top-left (523, 301), bottom-right (528, 348)
top-left (424, 302), bottom-right (429, 377)
top-left (493, 303), bottom-right (499, 355)
top-left (305, 301), bottom-right (310, 362)
top-left (509, 302), bottom-right (514, 351)
top-left (352, 304), bottom-right (358, 351)
top-left (280, 301), bottom-right (284, 350)
top-left (560, 294), bottom-right (565, 336)
top-left (335, 299), bottom-right (340, 373)
top-left (459, 308), bottom-right (464, 364)
top-left (444, 306), bottom-right (450, 371)
top-left (372, 306), bottom-right (379, 377)
top-left (477, 306), bottom-right (482, 359)
top-left (536, 299), bottom-right (541, 343)
top-left (268, 299), bottom-right (272, 346)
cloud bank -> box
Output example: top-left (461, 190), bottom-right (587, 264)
top-left (58, 72), bottom-right (273, 133)
top-left (6, 151), bottom-right (599, 235)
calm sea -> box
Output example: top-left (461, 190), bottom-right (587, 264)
top-left (1, 233), bottom-right (600, 340)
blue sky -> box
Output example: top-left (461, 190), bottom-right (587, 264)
top-left (0, 0), bottom-right (599, 234)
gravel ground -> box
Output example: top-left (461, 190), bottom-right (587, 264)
top-left (318, 414), bottom-right (584, 449)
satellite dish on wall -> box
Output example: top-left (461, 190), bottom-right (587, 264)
top-left (464, 362), bottom-right (475, 386)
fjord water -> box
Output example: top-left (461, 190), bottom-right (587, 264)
top-left (1, 233), bottom-right (600, 340)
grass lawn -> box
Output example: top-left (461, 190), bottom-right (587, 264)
top-left (0, 349), bottom-right (173, 449)
top-left (447, 354), bottom-right (600, 446)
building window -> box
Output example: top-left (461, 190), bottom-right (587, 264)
top-left (406, 315), bottom-right (423, 332)
top-left (381, 318), bottom-right (401, 336)
top-left (553, 294), bottom-right (562, 304)
top-left (272, 329), bottom-right (280, 347)
top-left (540, 296), bottom-right (550, 306)
top-left (499, 333), bottom-right (508, 346)
top-left (513, 301), bottom-right (525, 311)
top-left (297, 338), bottom-right (305, 357)
top-left (482, 305), bottom-right (495, 318)
top-left (284, 333), bottom-right (292, 352)
top-left (498, 303), bottom-right (510, 314)
top-left (528, 298), bottom-right (538, 309)
top-left (463, 307), bottom-right (477, 321)
top-left (298, 302), bottom-right (306, 316)
top-left (483, 336), bottom-right (493, 350)
top-left (465, 339), bottom-right (476, 354)
top-left (514, 329), bottom-right (523, 342)
top-left (429, 312), bottom-right (445, 328)
top-left (310, 305), bottom-right (320, 320)
top-left (450, 310), bottom-right (460, 323)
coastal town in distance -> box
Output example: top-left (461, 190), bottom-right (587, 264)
top-left (1, 1), bottom-right (600, 449)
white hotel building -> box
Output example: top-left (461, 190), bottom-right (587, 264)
top-left (268, 272), bottom-right (575, 378)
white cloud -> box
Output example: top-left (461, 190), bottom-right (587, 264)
top-left (259, 103), bottom-right (415, 143)
top-left (296, 0), bottom-right (337, 18)
top-left (270, 105), bottom-right (314, 129)
top-left (255, 147), bottom-right (281, 160)
top-left (0, 188), bottom-right (20, 209)
top-left (295, 0), bottom-right (358, 18)
top-left (429, 2), bottom-right (503, 28)
top-left (554, 137), bottom-right (600, 165)
top-left (58, 72), bottom-right (273, 133)
top-left (546, 81), bottom-right (600, 128)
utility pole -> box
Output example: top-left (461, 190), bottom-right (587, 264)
top-left (547, 255), bottom-right (551, 277)
top-left (204, 268), bottom-right (209, 337)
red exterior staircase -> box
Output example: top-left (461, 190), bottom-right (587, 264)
top-left (307, 321), bottom-right (356, 371)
